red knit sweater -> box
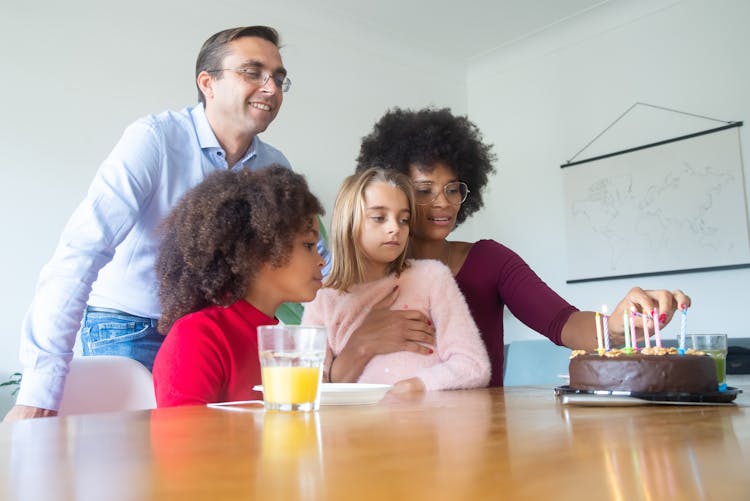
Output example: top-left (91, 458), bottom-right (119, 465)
top-left (153, 300), bottom-right (277, 407)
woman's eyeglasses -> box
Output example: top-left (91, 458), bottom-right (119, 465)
top-left (413, 181), bottom-right (469, 205)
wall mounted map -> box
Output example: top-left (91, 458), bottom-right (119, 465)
top-left (562, 123), bottom-right (750, 283)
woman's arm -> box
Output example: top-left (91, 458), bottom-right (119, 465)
top-left (560, 311), bottom-right (599, 350)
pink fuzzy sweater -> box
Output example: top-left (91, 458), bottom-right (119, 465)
top-left (301, 259), bottom-right (491, 390)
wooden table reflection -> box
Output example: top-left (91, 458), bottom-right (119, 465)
top-left (1, 383), bottom-right (749, 500)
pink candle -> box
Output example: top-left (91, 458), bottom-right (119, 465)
top-left (629, 307), bottom-right (638, 351)
top-left (652, 308), bottom-right (662, 348)
top-left (643, 310), bottom-right (651, 349)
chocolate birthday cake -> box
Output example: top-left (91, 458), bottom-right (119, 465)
top-left (568, 347), bottom-right (718, 393)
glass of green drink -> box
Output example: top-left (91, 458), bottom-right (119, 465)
top-left (688, 334), bottom-right (728, 388)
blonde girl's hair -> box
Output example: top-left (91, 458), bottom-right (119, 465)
top-left (326, 167), bottom-right (415, 291)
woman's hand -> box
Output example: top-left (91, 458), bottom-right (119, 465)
top-left (329, 285), bottom-right (435, 382)
top-left (609, 287), bottom-right (691, 334)
top-left (561, 287), bottom-right (691, 350)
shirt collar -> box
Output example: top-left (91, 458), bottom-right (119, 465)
top-left (190, 103), bottom-right (259, 167)
top-left (190, 103), bottom-right (220, 150)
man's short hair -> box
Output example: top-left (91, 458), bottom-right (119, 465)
top-left (195, 26), bottom-right (281, 104)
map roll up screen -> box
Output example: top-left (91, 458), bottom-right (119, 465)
top-left (562, 123), bottom-right (750, 283)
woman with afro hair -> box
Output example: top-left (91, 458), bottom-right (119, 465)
top-left (326, 107), bottom-right (691, 387)
top-left (152, 166), bottom-right (326, 406)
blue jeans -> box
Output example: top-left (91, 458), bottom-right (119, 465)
top-left (80, 307), bottom-right (164, 371)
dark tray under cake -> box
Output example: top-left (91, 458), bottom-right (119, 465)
top-left (554, 385), bottom-right (741, 404)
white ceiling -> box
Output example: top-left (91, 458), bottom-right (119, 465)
top-left (306, 0), bottom-right (607, 62)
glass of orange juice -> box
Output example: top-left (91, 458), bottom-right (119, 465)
top-left (258, 325), bottom-right (326, 411)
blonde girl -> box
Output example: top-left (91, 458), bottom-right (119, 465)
top-left (302, 168), bottom-right (490, 392)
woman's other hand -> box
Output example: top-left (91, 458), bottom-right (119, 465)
top-left (330, 285), bottom-right (435, 382)
top-left (610, 287), bottom-right (691, 334)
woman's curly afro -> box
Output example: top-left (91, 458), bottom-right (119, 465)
top-left (356, 107), bottom-right (496, 226)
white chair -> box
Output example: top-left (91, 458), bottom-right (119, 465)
top-left (58, 356), bottom-right (156, 416)
top-left (504, 339), bottom-right (572, 386)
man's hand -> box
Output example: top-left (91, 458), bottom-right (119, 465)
top-left (331, 285), bottom-right (435, 382)
top-left (3, 405), bottom-right (57, 422)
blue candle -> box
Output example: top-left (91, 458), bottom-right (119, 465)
top-left (679, 305), bottom-right (687, 354)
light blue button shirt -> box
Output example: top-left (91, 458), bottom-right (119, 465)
top-left (17, 104), bottom-right (330, 410)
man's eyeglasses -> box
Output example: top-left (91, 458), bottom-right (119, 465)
top-left (206, 68), bottom-right (291, 92)
top-left (413, 181), bottom-right (470, 205)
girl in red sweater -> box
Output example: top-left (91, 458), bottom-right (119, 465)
top-left (152, 166), bottom-right (326, 407)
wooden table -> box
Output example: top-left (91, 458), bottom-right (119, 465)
top-left (1, 382), bottom-right (749, 501)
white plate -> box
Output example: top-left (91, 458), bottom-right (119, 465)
top-left (253, 383), bottom-right (391, 406)
top-left (319, 383), bottom-right (392, 405)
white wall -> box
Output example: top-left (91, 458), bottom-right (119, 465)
top-left (464, 0), bottom-right (750, 343)
top-left (0, 0), bottom-right (465, 401)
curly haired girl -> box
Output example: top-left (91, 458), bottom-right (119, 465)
top-left (152, 166), bottom-right (325, 407)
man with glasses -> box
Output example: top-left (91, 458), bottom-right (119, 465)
top-left (5, 26), bottom-right (328, 421)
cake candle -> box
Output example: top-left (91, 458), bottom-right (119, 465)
top-left (623, 310), bottom-right (632, 353)
top-left (595, 312), bottom-right (604, 355)
top-left (630, 306), bottom-right (638, 351)
top-left (678, 304), bottom-right (687, 355)
top-left (642, 311), bottom-right (651, 349)
top-left (602, 305), bottom-right (610, 351)
top-left (652, 308), bottom-right (662, 348)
